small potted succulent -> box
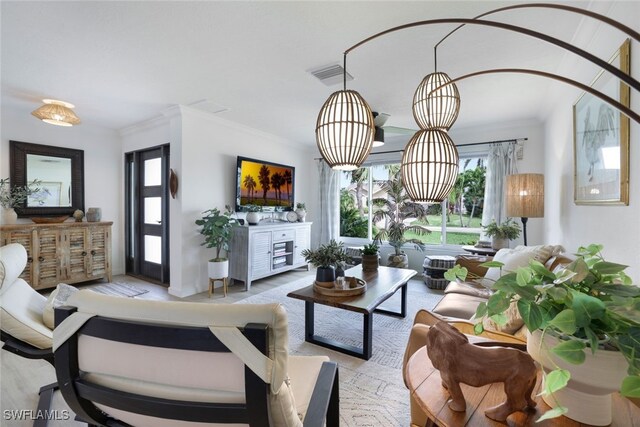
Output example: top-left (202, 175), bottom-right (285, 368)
top-left (244, 204), bottom-right (262, 225)
top-left (295, 202), bottom-right (307, 222)
top-left (301, 239), bottom-right (350, 287)
top-left (361, 243), bottom-right (380, 272)
top-left (195, 206), bottom-right (237, 279)
top-left (482, 218), bottom-right (521, 250)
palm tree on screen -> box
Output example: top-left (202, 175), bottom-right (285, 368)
top-left (258, 165), bottom-right (271, 204)
top-left (243, 174), bottom-right (257, 202)
top-left (271, 172), bottom-right (284, 205)
top-left (283, 170), bottom-right (292, 204)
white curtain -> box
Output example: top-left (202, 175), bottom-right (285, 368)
top-left (317, 160), bottom-right (340, 245)
top-left (480, 141), bottom-right (518, 238)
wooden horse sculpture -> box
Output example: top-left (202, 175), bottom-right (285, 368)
top-left (426, 321), bottom-right (538, 422)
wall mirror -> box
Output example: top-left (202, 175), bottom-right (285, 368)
top-left (10, 140), bottom-right (84, 217)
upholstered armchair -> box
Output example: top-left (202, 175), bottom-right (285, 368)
top-left (53, 291), bottom-right (339, 427)
top-left (0, 243), bottom-right (58, 427)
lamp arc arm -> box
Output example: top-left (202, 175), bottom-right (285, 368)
top-left (428, 68), bottom-right (639, 124)
top-left (435, 3), bottom-right (640, 53)
top-left (344, 18), bottom-right (639, 93)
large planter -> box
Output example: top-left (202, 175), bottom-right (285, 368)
top-left (208, 259), bottom-right (229, 279)
top-left (315, 266), bottom-right (335, 287)
top-left (387, 252), bottom-right (409, 268)
top-left (2, 208), bottom-right (18, 225)
top-left (527, 330), bottom-right (627, 426)
top-left (491, 237), bottom-right (509, 250)
top-left (361, 254), bottom-right (379, 272)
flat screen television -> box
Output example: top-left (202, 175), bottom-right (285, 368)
top-left (235, 156), bottom-right (295, 211)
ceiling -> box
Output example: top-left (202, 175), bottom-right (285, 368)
top-left (1, 1), bottom-right (599, 146)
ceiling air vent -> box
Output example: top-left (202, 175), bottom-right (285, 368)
top-left (309, 64), bottom-right (353, 86)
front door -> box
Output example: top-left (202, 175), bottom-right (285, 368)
top-left (125, 144), bottom-right (170, 284)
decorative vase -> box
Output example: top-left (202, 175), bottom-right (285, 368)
top-left (491, 237), bottom-right (509, 250)
top-left (296, 208), bottom-right (306, 222)
top-left (246, 212), bottom-right (260, 225)
top-left (86, 207), bottom-right (102, 222)
top-left (208, 259), bottom-right (229, 279)
top-left (387, 252), bottom-right (409, 268)
top-left (527, 330), bottom-right (627, 426)
top-left (2, 208), bottom-right (18, 225)
top-left (362, 254), bottom-right (379, 272)
top-left (315, 266), bottom-right (336, 287)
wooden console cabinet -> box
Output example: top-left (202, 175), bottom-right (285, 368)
top-left (229, 222), bottom-right (311, 290)
top-left (0, 221), bottom-right (113, 290)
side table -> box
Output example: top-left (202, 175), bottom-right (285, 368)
top-left (461, 245), bottom-right (497, 256)
top-left (406, 346), bottom-right (639, 426)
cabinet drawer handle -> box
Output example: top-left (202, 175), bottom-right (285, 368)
top-left (91, 250), bottom-right (96, 256)
top-left (82, 251), bottom-right (87, 256)
top-left (27, 257), bottom-right (33, 263)
top-left (38, 256), bottom-right (44, 262)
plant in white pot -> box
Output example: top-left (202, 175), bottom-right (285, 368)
top-left (244, 204), bottom-right (262, 225)
top-left (372, 171), bottom-right (429, 268)
top-left (482, 218), bottom-right (521, 250)
top-left (195, 206), bottom-right (237, 280)
top-left (447, 244), bottom-right (640, 424)
top-left (295, 202), bottom-right (306, 222)
top-left (0, 178), bottom-right (47, 224)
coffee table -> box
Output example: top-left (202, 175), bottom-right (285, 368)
top-left (287, 265), bottom-right (416, 360)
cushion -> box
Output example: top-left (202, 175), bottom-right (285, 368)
top-left (480, 245), bottom-right (562, 288)
top-left (432, 293), bottom-right (488, 320)
top-left (482, 299), bottom-right (524, 335)
top-left (288, 355), bottom-right (330, 422)
top-left (444, 281), bottom-right (492, 298)
top-left (42, 283), bottom-right (79, 329)
top-left (0, 243), bottom-right (28, 295)
top-left (0, 278), bottom-right (52, 349)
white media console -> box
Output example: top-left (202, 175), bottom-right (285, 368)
top-left (229, 222), bottom-right (311, 290)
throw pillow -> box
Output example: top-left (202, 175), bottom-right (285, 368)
top-left (42, 283), bottom-right (79, 329)
top-left (482, 299), bottom-right (524, 335)
top-left (480, 245), bottom-right (563, 288)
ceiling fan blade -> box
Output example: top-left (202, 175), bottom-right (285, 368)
top-left (382, 125), bottom-right (417, 135)
top-left (373, 112), bottom-right (390, 127)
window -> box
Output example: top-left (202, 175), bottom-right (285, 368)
top-left (339, 157), bottom-right (486, 246)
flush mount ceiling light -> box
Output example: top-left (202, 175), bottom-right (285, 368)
top-left (373, 126), bottom-right (385, 147)
top-left (315, 60), bottom-right (375, 170)
top-left (31, 99), bottom-right (81, 127)
top-left (401, 129), bottom-right (459, 203)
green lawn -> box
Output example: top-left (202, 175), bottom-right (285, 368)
top-left (404, 230), bottom-right (479, 245)
top-left (418, 214), bottom-right (483, 228)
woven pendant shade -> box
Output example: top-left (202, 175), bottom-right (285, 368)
top-left (316, 90), bottom-right (375, 171)
top-left (401, 129), bottom-right (459, 203)
top-left (31, 99), bottom-right (81, 127)
top-left (412, 72), bottom-right (460, 130)
top-left (506, 174), bottom-right (544, 218)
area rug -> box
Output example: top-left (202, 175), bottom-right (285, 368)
top-left (235, 275), bottom-right (444, 427)
top-left (89, 282), bottom-right (149, 298)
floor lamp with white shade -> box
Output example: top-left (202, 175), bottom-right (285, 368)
top-left (506, 174), bottom-right (544, 246)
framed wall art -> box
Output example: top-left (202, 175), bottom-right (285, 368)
top-left (573, 38), bottom-right (630, 205)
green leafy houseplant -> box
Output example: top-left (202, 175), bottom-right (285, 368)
top-left (361, 243), bottom-right (379, 256)
top-left (446, 244), bottom-right (640, 420)
top-left (372, 171), bottom-right (430, 255)
top-left (296, 202), bottom-right (306, 210)
top-left (0, 178), bottom-right (47, 208)
top-left (194, 206), bottom-right (237, 261)
top-left (301, 239), bottom-right (350, 269)
top-left (244, 204), bottom-right (262, 212)
top-left (482, 218), bottom-right (521, 240)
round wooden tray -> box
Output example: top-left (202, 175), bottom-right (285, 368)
top-left (313, 277), bottom-right (366, 296)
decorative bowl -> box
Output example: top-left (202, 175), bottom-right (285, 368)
top-left (31, 215), bottom-right (69, 224)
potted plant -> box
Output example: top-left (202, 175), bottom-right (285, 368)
top-left (482, 218), bottom-right (521, 250)
top-left (447, 244), bottom-right (640, 424)
top-left (244, 204), bottom-right (262, 225)
top-left (195, 206), bottom-right (237, 280)
top-left (361, 242), bottom-right (379, 272)
top-left (372, 171), bottom-right (429, 268)
top-left (301, 239), bottom-right (350, 286)
top-left (295, 202), bottom-right (306, 222)
top-left (0, 178), bottom-right (46, 224)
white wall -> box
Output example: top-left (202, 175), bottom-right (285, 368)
top-left (543, 1), bottom-right (640, 282)
top-left (0, 107), bottom-right (124, 275)
top-left (122, 107), bottom-right (316, 297)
